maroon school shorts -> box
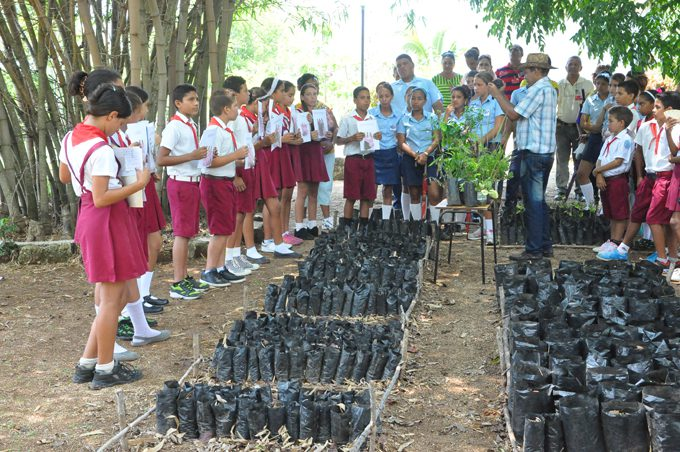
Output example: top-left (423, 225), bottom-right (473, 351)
top-left (167, 177), bottom-right (200, 238)
top-left (200, 176), bottom-right (236, 236)
top-left (601, 174), bottom-right (630, 221)
top-left (647, 172), bottom-right (673, 225)
top-left (343, 155), bottom-right (377, 201)
top-left (236, 167), bottom-right (256, 214)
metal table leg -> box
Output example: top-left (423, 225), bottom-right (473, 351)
top-left (480, 208), bottom-right (486, 284)
top-left (433, 223), bottom-right (441, 283)
top-left (492, 203), bottom-right (498, 264)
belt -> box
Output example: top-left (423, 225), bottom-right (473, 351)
top-left (605, 172), bottom-right (629, 181)
top-left (347, 153), bottom-right (373, 159)
top-left (557, 119), bottom-right (577, 127)
top-left (170, 175), bottom-right (201, 183)
top-left (203, 174), bottom-right (235, 181)
top-left (646, 171), bottom-right (672, 180)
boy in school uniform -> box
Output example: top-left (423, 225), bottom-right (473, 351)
top-left (199, 89), bottom-right (249, 287)
top-left (157, 84), bottom-right (209, 300)
top-left (336, 86), bottom-right (382, 232)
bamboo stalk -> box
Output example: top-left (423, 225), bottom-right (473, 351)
top-left (76, 0), bottom-right (103, 67)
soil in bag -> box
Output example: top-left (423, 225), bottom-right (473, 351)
top-left (246, 401), bottom-right (267, 439)
top-left (558, 394), bottom-right (605, 452)
top-left (267, 404), bottom-right (287, 438)
top-left (156, 380), bottom-right (180, 434)
top-left (601, 401), bottom-right (649, 452)
top-left (178, 382), bottom-right (198, 439)
top-left (522, 414), bottom-right (545, 452)
top-left (330, 404), bottom-right (352, 445)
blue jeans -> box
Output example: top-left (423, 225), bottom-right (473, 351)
top-left (505, 148), bottom-right (522, 205)
top-left (520, 150), bottom-right (554, 254)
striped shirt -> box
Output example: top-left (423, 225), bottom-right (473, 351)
top-left (432, 73), bottom-right (463, 108)
top-left (495, 65), bottom-right (524, 100)
top-left (514, 77), bottom-right (558, 154)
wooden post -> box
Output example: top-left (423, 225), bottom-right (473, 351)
top-left (114, 390), bottom-right (129, 451)
top-left (368, 381), bottom-right (378, 452)
top-left (192, 333), bottom-right (200, 378)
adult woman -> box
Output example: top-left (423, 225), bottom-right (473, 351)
top-left (432, 51), bottom-right (462, 109)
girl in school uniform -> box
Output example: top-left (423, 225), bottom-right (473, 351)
top-left (60, 83), bottom-right (149, 389)
top-left (369, 82), bottom-right (401, 221)
top-left (396, 87), bottom-right (443, 223)
top-left (666, 114), bottom-right (680, 282)
top-left (637, 91), bottom-right (656, 131)
top-left (444, 85), bottom-right (473, 124)
top-left (293, 83), bottom-right (330, 239)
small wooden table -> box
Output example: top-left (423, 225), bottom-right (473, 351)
top-left (433, 202), bottom-right (498, 284)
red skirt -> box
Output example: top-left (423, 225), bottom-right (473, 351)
top-left (132, 208), bottom-right (149, 261)
top-left (267, 144), bottom-right (297, 190)
top-left (75, 193), bottom-right (147, 283)
top-left (143, 178), bottom-right (166, 234)
top-left (289, 144), bottom-right (303, 182)
top-left (253, 148), bottom-right (278, 200)
top-left (236, 167), bottom-right (256, 213)
top-left (299, 141), bottom-right (329, 183)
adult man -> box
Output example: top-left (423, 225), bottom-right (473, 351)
top-left (495, 45), bottom-right (524, 100)
top-left (555, 56), bottom-right (594, 199)
top-left (391, 54), bottom-right (443, 116)
top-left (488, 53), bottom-right (558, 260)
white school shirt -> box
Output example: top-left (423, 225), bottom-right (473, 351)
top-left (598, 130), bottom-right (634, 177)
top-left (603, 103), bottom-right (640, 140)
top-left (635, 119), bottom-right (679, 173)
top-left (160, 111), bottom-right (201, 177)
top-left (337, 110), bottom-right (375, 156)
top-left (202, 116), bottom-right (237, 178)
top-left (59, 124), bottom-right (121, 197)
top-left (108, 129), bottom-right (132, 148)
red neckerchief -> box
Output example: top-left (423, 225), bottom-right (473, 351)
top-left (353, 112), bottom-right (367, 121)
top-left (208, 117), bottom-right (237, 148)
top-left (274, 104), bottom-right (292, 131)
top-left (72, 122), bottom-right (108, 146)
top-left (603, 137), bottom-right (618, 157)
top-left (115, 130), bottom-right (131, 147)
top-left (649, 122), bottom-right (665, 155)
top-left (240, 106), bottom-right (257, 133)
top-left (636, 115), bottom-right (653, 132)
top-left (170, 114), bottom-right (199, 148)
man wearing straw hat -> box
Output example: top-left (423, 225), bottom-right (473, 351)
top-left (488, 53), bottom-right (558, 260)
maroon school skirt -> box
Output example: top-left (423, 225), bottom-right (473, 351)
top-left (267, 144), bottom-right (297, 190)
top-left (254, 148), bottom-right (278, 200)
top-left (289, 144), bottom-right (303, 182)
top-left (299, 141), bottom-right (329, 183)
top-left (143, 178), bottom-right (166, 234)
top-left (75, 193), bottom-right (147, 283)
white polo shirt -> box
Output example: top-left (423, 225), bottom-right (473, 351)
top-left (337, 110), bottom-right (375, 156)
top-left (599, 130), bottom-right (633, 177)
top-left (202, 116), bottom-right (236, 178)
top-left (160, 111), bottom-right (201, 177)
top-left (635, 120), bottom-right (679, 173)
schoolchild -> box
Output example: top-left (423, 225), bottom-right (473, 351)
top-left (368, 82), bottom-right (401, 221)
top-left (199, 89), bottom-right (249, 287)
top-left (157, 84), bottom-right (209, 299)
top-left (666, 111), bottom-right (680, 282)
top-left (636, 90), bottom-right (656, 131)
top-left (336, 86), bottom-right (382, 232)
top-left (60, 84), bottom-right (148, 389)
top-left (279, 81), bottom-right (305, 241)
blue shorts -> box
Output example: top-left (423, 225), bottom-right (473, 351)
top-left (401, 153), bottom-right (439, 186)
top-left (374, 147), bottom-right (401, 185)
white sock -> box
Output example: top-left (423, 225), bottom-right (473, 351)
top-left (455, 212), bottom-right (466, 223)
top-left (226, 248), bottom-right (234, 260)
top-left (381, 205), bottom-right (392, 220)
top-left (368, 207), bottom-right (374, 219)
top-left (94, 305), bottom-right (100, 315)
top-left (580, 183), bottom-right (595, 207)
top-left (295, 222), bottom-right (305, 231)
top-left (484, 219), bottom-right (493, 233)
top-left (114, 342), bottom-right (129, 354)
top-left (324, 216), bottom-right (333, 224)
top-left (120, 306), bottom-right (129, 318)
top-left (618, 242), bottom-right (630, 253)
top-left (247, 246), bottom-right (264, 259)
top-left (232, 248), bottom-right (241, 258)
top-left (127, 299), bottom-right (158, 338)
top-left (79, 357), bottom-right (97, 369)
top-left (306, 219), bottom-right (317, 229)
top-left (275, 243), bottom-right (294, 254)
top-left (409, 204), bottom-right (422, 221)
top-left (143, 271), bottom-right (153, 297)
top-left (429, 206), bottom-right (440, 223)
top-left (95, 361), bottom-right (115, 373)
top-left (642, 223), bottom-right (653, 240)
top-left (401, 193), bottom-right (411, 219)
top-left (263, 239), bottom-right (274, 245)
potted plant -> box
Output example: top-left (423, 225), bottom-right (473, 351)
top-left (460, 146), bottom-right (511, 205)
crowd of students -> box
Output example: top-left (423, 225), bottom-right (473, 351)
top-left (58, 42), bottom-right (679, 387)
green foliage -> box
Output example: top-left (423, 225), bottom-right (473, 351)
top-left (403, 30), bottom-right (457, 70)
top-left (468, 0), bottom-right (680, 80)
top-left (0, 217), bottom-right (18, 259)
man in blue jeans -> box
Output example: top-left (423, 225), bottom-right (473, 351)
top-left (488, 53), bottom-right (558, 260)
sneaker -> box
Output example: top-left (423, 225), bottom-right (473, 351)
top-left (131, 329), bottom-right (171, 347)
top-left (144, 295), bottom-right (169, 306)
top-left (322, 218), bottom-right (334, 230)
top-left (90, 362), bottom-right (142, 390)
top-left (655, 258), bottom-right (671, 271)
top-left (114, 350), bottom-right (140, 361)
top-left (142, 302), bottom-right (163, 314)
top-left (260, 241), bottom-right (276, 253)
top-left (467, 226), bottom-right (482, 241)
top-left (274, 249), bottom-right (302, 259)
top-left (73, 364), bottom-right (95, 384)
top-left (169, 280), bottom-right (201, 300)
top-left (247, 255), bottom-right (270, 265)
top-left (509, 251), bottom-right (543, 261)
top-left (593, 240), bottom-right (617, 253)
top-left (282, 231), bottom-right (304, 245)
top-left (646, 251), bottom-right (659, 263)
top-left (217, 268), bottom-right (246, 284)
top-left (117, 319), bottom-right (134, 341)
top-left (671, 268), bottom-right (680, 284)
top-left (237, 255), bottom-right (259, 271)
top-left (294, 228), bottom-right (315, 240)
top-left (200, 269), bottom-right (232, 288)
top-left (185, 276), bottom-right (210, 292)
top-left (597, 248), bottom-right (628, 261)
top-left (225, 259), bottom-right (251, 277)
top-left (308, 226), bottom-right (319, 237)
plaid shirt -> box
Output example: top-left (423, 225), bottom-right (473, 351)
top-left (514, 77), bottom-right (557, 154)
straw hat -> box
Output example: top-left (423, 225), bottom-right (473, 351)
top-left (521, 53), bottom-right (556, 70)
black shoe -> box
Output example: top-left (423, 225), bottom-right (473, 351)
top-left (509, 251), bottom-right (543, 261)
top-left (309, 226), bottom-right (319, 237)
top-left (217, 268), bottom-right (246, 284)
top-left (200, 269), bottom-right (232, 287)
top-left (142, 302), bottom-right (164, 314)
top-left (543, 249), bottom-right (554, 258)
top-left (90, 362), bottom-right (142, 390)
top-left (294, 228), bottom-right (315, 240)
top-left (144, 295), bottom-right (169, 306)
top-left (274, 250), bottom-right (302, 259)
top-left (73, 364), bottom-right (95, 384)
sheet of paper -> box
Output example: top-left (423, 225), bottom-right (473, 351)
top-left (126, 121), bottom-right (157, 171)
top-left (357, 119), bottom-right (380, 151)
top-left (267, 115), bottom-right (283, 150)
top-left (245, 142), bottom-right (256, 169)
top-left (198, 128), bottom-right (218, 168)
top-left (312, 109), bottom-right (329, 138)
top-left (113, 146), bottom-right (144, 177)
top-left (257, 101), bottom-right (266, 138)
top-left (145, 122), bottom-right (157, 172)
top-left (295, 111), bottom-right (312, 143)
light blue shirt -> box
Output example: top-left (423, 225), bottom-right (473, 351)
top-left (469, 95), bottom-right (504, 143)
top-left (514, 77), bottom-right (557, 154)
top-left (368, 105), bottom-right (400, 149)
top-left (582, 93), bottom-right (613, 132)
top-left (391, 77), bottom-right (442, 116)
top-left (396, 111), bottom-right (439, 154)
top-left (510, 86), bottom-right (528, 106)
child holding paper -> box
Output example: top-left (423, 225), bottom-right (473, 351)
top-left (199, 89), bottom-right (249, 287)
top-left (294, 83), bottom-right (330, 240)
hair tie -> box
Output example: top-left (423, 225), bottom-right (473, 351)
top-left (644, 90), bottom-right (656, 99)
top-left (258, 77), bottom-right (279, 101)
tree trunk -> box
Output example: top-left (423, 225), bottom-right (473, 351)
top-left (76, 0), bottom-right (103, 67)
top-left (147, 0), bottom-right (168, 128)
top-left (205, 0), bottom-right (218, 88)
top-left (0, 102), bottom-right (21, 219)
top-left (216, 0), bottom-right (236, 80)
top-left (174, 0), bottom-right (190, 85)
top-left (35, 3), bottom-right (52, 236)
top-left (128, 0), bottom-right (142, 85)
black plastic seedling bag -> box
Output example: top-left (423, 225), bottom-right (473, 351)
top-left (296, 290), bottom-right (310, 316)
top-left (274, 346), bottom-right (290, 381)
top-left (351, 404), bottom-right (371, 441)
top-left (331, 286), bottom-right (345, 316)
top-left (299, 399), bottom-right (318, 441)
top-left (335, 346), bottom-right (356, 384)
top-left (257, 344), bottom-right (274, 383)
top-left (352, 349), bottom-right (372, 381)
top-left (382, 349), bottom-right (401, 380)
top-left (558, 394), bottom-right (605, 452)
top-left (342, 284), bottom-right (354, 316)
top-left (511, 385), bottom-right (553, 440)
top-left (494, 263), bottom-right (519, 287)
top-left (586, 367), bottom-right (628, 392)
top-left (321, 344), bottom-right (341, 384)
top-left (386, 293), bottom-right (399, 315)
top-left (543, 412), bottom-right (564, 452)
top-left (195, 385), bottom-right (216, 440)
top-left (601, 401), bottom-right (649, 452)
top-left (522, 414), bottom-right (545, 452)
top-left (246, 401), bottom-right (267, 439)
top-left (247, 345), bottom-right (260, 382)
top-left (267, 405), bottom-right (287, 438)
top-left (305, 346), bottom-right (325, 383)
top-left (214, 345), bottom-right (234, 382)
top-left (309, 285), bottom-right (322, 316)
top-left (156, 380), bottom-right (180, 434)
top-left (285, 401), bottom-right (300, 440)
top-left (321, 286), bottom-right (333, 317)
top-left (597, 381), bottom-right (642, 402)
top-left (264, 284), bottom-right (279, 312)
top-left (289, 346), bottom-right (306, 379)
top-left (316, 400), bottom-right (333, 443)
top-left (330, 404), bottom-right (352, 445)
top-left (627, 297), bottom-right (659, 323)
top-left (366, 349), bottom-right (388, 381)
top-left (232, 345), bottom-right (248, 383)
top-left (649, 408), bottom-right (680, 452)
top-left (211, 393), bottom-right (237, 438)
top-left (235, 397), bottom-right (252, 439)
top-left (178, 382), bottom-right (198, 439)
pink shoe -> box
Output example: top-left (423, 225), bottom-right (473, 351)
top-left (282, 231), bottom-right (303, 245)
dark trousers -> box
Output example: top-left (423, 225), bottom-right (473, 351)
top-left (520, 150), bottom-right (554, 254)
